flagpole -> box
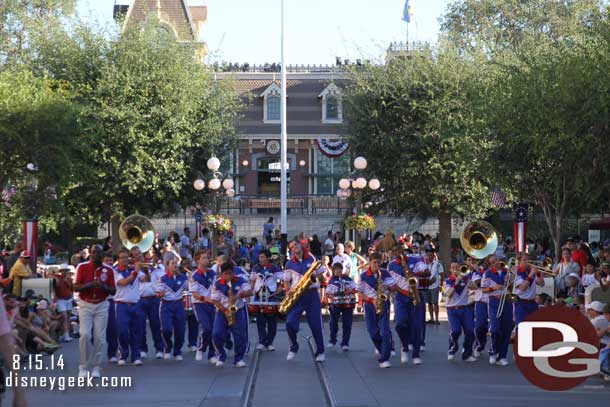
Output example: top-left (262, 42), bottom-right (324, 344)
top-left (280, 0), bottom-right (288, 247)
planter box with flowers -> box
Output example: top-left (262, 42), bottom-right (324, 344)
top-left (345, 214), bottom-right (376, 231)
top-left (205, 214), bottom-right (232, 234)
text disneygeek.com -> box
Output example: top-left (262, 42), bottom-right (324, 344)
top-left (5, 372), bottom-right (133, 391)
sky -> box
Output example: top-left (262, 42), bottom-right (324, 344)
top-left (77, 0), bottom-right (450, 65)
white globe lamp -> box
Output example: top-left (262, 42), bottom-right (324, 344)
top-left (368, 178), bottom-right (381, 190)
top-left (193, 178), bottom-right (205, 191)
top-left (226, 188), bottom-right (235, 198)
top-left (355, 177), bottom-right (367, 189)
top-left (354, 156), bottom-right (367, 170)
top-left (207, 157), bottom-right (221, 171)
top-left (339, 178), bottom-right (351, 190)
top-left (208, 178), bottom-right (221, 190)
top-left (222, 178), bottom-right (234, 190)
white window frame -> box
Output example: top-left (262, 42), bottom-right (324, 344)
top-left (319, 83), bottom-right (343, 124)
top-left (261, 82), bottom-right (282, 123)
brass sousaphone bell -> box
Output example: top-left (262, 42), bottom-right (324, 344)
top-left (460, 220), bottom-right (498, 259)
top-left (119, 215), bottom-right (155, 253)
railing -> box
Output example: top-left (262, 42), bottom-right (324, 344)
top-left (387, 41), bottom-right (432, 52)
top-left (211, 61), bottom-right (367, 74)
top-left (215, 194), bottom-right (352, 215)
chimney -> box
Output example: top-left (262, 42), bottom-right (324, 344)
top-left (189, 5), bottom-right (208, 38)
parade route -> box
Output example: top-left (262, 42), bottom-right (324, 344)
top-left (7, 321), bottom-right (608, 407)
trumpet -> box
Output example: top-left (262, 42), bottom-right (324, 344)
top-left (458, 264), bottom-right (470, 277)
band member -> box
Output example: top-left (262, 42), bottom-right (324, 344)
top-left (513, 255), bottom-right (544, 327)
top-left (358, 252), bottom-right (396, 368)
top-left (114, 247), bottom-right (147, 366)
top-left (387, 253), bottom-right (422, 365)
top-left (139, 248), bottom-right (165, 359)
top-left (102, 251), bottom-right (119, 363)
top-left (190, 250), bottom-right (217, 363)
top-left (211, 262), bottom-right (253, 367)
top-left (250, 250), bottom-right (283, 351)
top-left (325, 262), bottom-right (357, 350)
top-left (74, 244), bottom-right (116, 378)
top-left (156, 255), bottom-right (188, 360)
top-left (445, 263), bottom-right (476, 362)
top-left (482, 255), bottom-right (512, 366)
top-left (469, 257), bottom-right (488, 357)
top-left (284, 241), bottom-right (326, 362)
top-left (412, 248), bottom-right (440, 351)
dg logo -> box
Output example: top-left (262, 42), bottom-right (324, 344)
top-left (513, 306), bottom-right (600, 391)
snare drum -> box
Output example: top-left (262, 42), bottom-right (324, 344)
top-left (249, 301), bottom-right (280, 315)
top-left (248, 303), bottom-right (261, 314)
top-left (182, 292), bottom-right (193, 315)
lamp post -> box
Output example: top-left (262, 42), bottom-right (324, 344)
top-left (193, 156), bottom-right (235, 257)
top-left (337, 156), bottom-right (381, 252)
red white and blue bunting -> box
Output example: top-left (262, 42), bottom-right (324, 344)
top-left (316, 138), bottom-right (349, 158)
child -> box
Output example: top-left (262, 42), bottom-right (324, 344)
top-left (211, 262), bottom-right (253, 367)
top-left (581, 264), bottom-right (599, 290)
top-left (325, 263), bottom-right (357, 351)
top-left (156, 256), bottom-right (188, 360)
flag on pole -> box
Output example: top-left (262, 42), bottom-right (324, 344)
top-left (1, 186), bottom-right (16, 206)
top-left (491, 188), bottom-right (506, 207)
top-left (23, 218), bottom-right (39, 269)
top-left (513, 203), bottom-right (528, 254)
top-left (402, 0), bottom-right (413, 23)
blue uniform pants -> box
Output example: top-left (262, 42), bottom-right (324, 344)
top-left (394, 299), bottom-right (420, 358)
top-left (139, 297), bottom-right (163, 353)
top-left (286, 290), bottom-right (325, 355)
top-left (106, 299), bottom-right (118, 359)
top-left (447, 307), bottom-right (474, 359)
top-left (488, 296), bottom-right (513, 359)
top-left (329, 306), bottom-right (354, 347)
top-left (364, 301), bottom-right (392, 363)
top-left (212, 309), bottom-right (248, 364)
top-left (193, 302), bottom-right (216, 359)
top-left (474, 301), bottom-right (488, 352)
top-left (255, 312), bottom-right (278, 347)
top-left (417, 290), bottom-right (427, 346)
top-left (116, 302), bottom-right (143, 362)
top-left (514, 300), bottom-right (538, 328)
top-left (187, 312), bottom-right (198, 347)
top-left (160, 300), bottom-right (185, 356)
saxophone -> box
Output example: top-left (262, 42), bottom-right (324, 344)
top-left (375, 270), bottom-right (388, 315)
top-left (226, 281), bottom-right (238, 326)
top-left (279, 260), bottom-right (323, 314)
top-left (408, 277), bottom-right (420, 306)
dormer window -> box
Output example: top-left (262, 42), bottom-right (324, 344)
top-left (261, 82), bottom-right (282, 123)
top-left (319, 83), bottom-right (343, 123)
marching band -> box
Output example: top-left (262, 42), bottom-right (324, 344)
top-left (80, 217), bottom-right (576, 375)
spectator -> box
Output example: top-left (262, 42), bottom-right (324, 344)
top-left (180, 227), bottom-right (193, 261)
top-left (35, 299), bottom-right (62, 340)
top-left (332, 243), bottom-right (352, 277)
top-left (324, 231), bottom-right (335, 257)
top-left (344, 241), bottom-right (367, 280)
top-left (310, 234), bottom-right (323, 258)
top-left (53, 263), bottom-right (75, 342)
top-left (263, 217), bottom-right (275, 244)
top-left (554, 248), bottom-right (580, 295)
top-left (0, 294), bottom-right (27, 406)
top-left (599, 304), bottom-right (610, 380)
top-left (564, 273), bottom-right (582, 303)
top-left (587, 301), bottom-right (610, 348)
top-left (250, 238), bottom-right (263, 265)
top-left (9, 251), bottom-right (33, 297)
top-left (568, 238), bottom-right (588, 270)
top-left (581, 264), bottom-right (600, 290)
top-left (375, 229), bottom-right (396, 252)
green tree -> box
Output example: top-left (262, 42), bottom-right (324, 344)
top-left (0, 69), bottom-right (80, 240)
top-left (344, 46), bottom-right (497, 267)
top-left (442, 0), bottom-right (610, 258)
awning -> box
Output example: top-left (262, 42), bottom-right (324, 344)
top-left (589, 219), bottom-right (610, 230)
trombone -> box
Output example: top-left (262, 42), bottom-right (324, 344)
top-left (496, 257), bottom-right (518, 318)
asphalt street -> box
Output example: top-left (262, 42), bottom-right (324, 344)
top-left (4, 319), bottom-right (609, 407)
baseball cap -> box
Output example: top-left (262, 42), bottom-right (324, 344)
top-left (567, 272), bottom-right (580, 281)
top-left (20, 250), bottom-right (31, 258)
top-left (586, 300), bottom-right (605, 313)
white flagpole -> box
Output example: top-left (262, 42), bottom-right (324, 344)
top-left (280, 0), bottom-right (288, 238)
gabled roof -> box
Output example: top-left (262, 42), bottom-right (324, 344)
top-left (260, 82), bottom-right (282, 98)
top-left (318, 82), bottom-right (342, 98)
top-left (123, 0), bottom-right (198, 42)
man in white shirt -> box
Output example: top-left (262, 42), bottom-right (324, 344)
top-left (324, 231), bottom-right (335, 257)
top-left (332, 243), bottom-right (352, 277)
top-left (180, 227), bottom-right (192, 261)
top-left (414, 247), bottom-right (443, 325)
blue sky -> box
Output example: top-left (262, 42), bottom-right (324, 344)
top-left (77, 0), bottom-right (449, 65)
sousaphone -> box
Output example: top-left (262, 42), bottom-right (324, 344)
top-left (460, 220), bottom-right (498, 259)
top-left (119, 215), bottom-right (155, 253)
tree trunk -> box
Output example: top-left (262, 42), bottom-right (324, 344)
top-left (111, 214), bottom-right (121, 254)
top-left (438, 209), bottom-right (451, 277)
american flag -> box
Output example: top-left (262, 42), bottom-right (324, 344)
top-left (513, 203), bottom-right (529, 253)
top-left (1, 187), bottom-right (16, 206)
top-left (491, 188), bottom-right (506, 207)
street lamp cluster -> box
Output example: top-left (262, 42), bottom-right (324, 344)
top-left (337, 156), bottom-right (380, 200)
top-left (193, 157), bottom-right (235, 198)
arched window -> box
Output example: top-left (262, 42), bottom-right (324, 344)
top-left (261, 82), bottom-right (282, 123)
top-left (319, 83), bottom-right (342, 123)
top-left (267, 95), bottom-right (280, 121)
top-left (326, 96), bottom-right (338, 120)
